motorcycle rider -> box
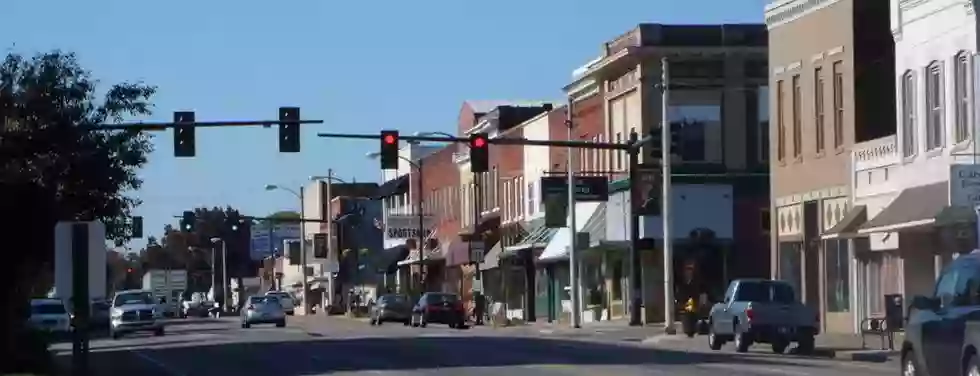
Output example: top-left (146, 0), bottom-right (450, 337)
top-left (676, 262), bottom-right (708, 335)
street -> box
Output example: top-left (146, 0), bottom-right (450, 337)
top-left (50, 317), bottom-right (899, 376)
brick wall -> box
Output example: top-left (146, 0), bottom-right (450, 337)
top-left (413, 145), bottom-right (460, 238)
top-left (550, 93), bottom-right (606, 174)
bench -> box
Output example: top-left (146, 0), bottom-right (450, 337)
top-left (859, 317), bottom-right (896, 350)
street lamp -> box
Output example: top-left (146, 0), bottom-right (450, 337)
top-left (263, 183), bottom-right (310, 316)
top-left (209, 237), bottom-right (228, 312)
top-left (367, 151), bottom-right (426, 289)
top-left (309, 172), bottom-right (348, 310)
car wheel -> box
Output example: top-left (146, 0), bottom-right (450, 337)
top-left (420, 315), bottom-right (428, 328)
top-left (707, 324), bottom-right (723, 351)
top-left (411, 314), bottom-right (420, 327)
top-left (796, 334), bottom-right (815, 355)
top-left (369, 318), bottom-right (376, 326)
top-left (276, 320), bottom-right (286, 328)
top-left (448, 322), bottom-right (456, 329)
top-left (771, 341), bottom-right (789, 354)
top-left (734, 330), bottom-right (751, 353)
top-left (902, 349), bottom-right (919, 376)
top-left (376, 318), bottom-right (383, 326)
top-left (153, 327), bottom-right (165, 336)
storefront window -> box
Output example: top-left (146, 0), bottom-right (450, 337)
top-left (778, 242), bottom-right (802, 296)
top-left (583, 259), bottom-right (604, 306)
top-left (824, 239), bottom-right (850, 312)
top-left (612, 259), bottom-right (624, 300)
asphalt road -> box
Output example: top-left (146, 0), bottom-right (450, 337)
top-left (51, 316), bottom-right (900, 376)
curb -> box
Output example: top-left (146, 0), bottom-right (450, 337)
top-left (639, 335), bottom-right (897, 363)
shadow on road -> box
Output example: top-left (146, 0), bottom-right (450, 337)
top-left (75, 335), bottom-right (825, 375)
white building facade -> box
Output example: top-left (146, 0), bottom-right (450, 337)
top-left (847, 0), bottom-right (978, 325)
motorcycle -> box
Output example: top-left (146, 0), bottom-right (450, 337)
top-left (680, 297), bottom-right (710, 338)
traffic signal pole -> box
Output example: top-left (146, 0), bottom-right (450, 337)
top-left (627, 132), bottom-right (643, 327)
top-left (565, 104), bottom-right (581, 329)
top-left (660, 57), bottom-right (676, 334)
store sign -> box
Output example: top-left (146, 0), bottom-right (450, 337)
top-left (950, 164), bottom-right (980, 207)
top-left (382, 215), bottom-right (435, 240)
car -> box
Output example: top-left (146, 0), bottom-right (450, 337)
top-left (410, 292), bottom-right (466, 329)
top-left (706, 279), bottom-right (818, 354)
top-left (902, 252), bottom-right (980, 376)
top-left (369, 294), bottom-right (412, 326)
top-left (241, 295), bottom-right (286, 328)
top-left (29, 298), bottom-right (71, 334)
top-left (109, 290), bottom-right (165, 339)
top-left (265, 291), bottom-right (295, 315)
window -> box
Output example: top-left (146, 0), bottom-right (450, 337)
top-left (901, 71), bottom-right (918, 157)
top-left (668, 90), bottom-right (721, 162)
top-left (503, 179), bottom-right (511, 220)
top-left (814, 68), bottom-right (826, 153)
top-left (934, 266), bottom-right (960, 307)
top-left (925, 61), bottom-right (945, 150)
top-left (832, 61), bottom-right (844, 148)
top-left (792, 75), bottom-right (802, 158)
top-left (824, 239), bottom-right (850, 312)
top-left (955, 52), bottom-right (972, 143)
top-left (776, 80), bottom-right (786, 161)
top-left (758, 86), bottom-right (769, 162)
top-left (615, 132), bottom-right (623, 170)
top-left (527, 181), bottom-right (536, 216)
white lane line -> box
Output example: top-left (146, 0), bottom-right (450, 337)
top-left (129, 350), bottom-right (189, 376)
top-left (697, 362), bottom-right (812, 376)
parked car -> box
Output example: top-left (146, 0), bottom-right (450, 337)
top-left (707, 279), bottom-right (818, 354)
top-left (29, 298), bottom-right (71, 334)
top-left (369, 294), bottom-right (412, 326)
top-left (410, 292), bottom-right (465, 329)
top-left (109, 290), bottom-right (165, 339)
top-left (902, 252), bottom-right (980, 376)
top-left (265, 291), bottom-right (295, 315)
top-left (241, 295), bottom-right (286, 328)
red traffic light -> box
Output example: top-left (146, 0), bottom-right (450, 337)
top-left (472, 137), bottom-right (486, 148)
top-left (383, 134), bottom-right (396, 144)
top-left (127, 268), bottom-right (134, 273)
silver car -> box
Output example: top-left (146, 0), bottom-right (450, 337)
top-left (241, 295), bottom-right (286, 328)
top-left (109, 290), bottom-right (165, 339)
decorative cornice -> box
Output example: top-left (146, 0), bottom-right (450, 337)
top-left (765, 0), bottom-right (842, 30)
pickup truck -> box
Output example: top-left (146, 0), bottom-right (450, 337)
top-left (707, 279), bottom-right (819, 354)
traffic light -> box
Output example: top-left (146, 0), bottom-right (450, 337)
top-left (279, 106), bottom-right (301, 153)
top-left (173, 111), bottom-right (196, 157)
top-left (180, 211), bottom-right (196, 232)
top-left (648, 127), bottom-right (663, 160)
top-left (132, 216), bottom-right (143, 239)
top-left (226, 212), bottom-right (244, 232)
top-left (313, 233), bottom-right (327, 258)
top-left (379, 130), bottom-right (399, 169)
top-left (469, 133), bottom-right (489, 173)
top-left (127, 268), bottom-right (134, 274)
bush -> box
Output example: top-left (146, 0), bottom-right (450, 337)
top-left (2, 325), bottom-right (55, 375)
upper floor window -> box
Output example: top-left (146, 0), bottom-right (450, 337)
top-left (526, 180), bottom-right (536, 216)
top-left (757, 86), bottom-right (769, 163)
top-left (814, 68), bottom-right (826, 154)
top-left (901, 71), bottom-right (917, 157)
top-left (832, 61), bottom-right (844, 148)
top-left (791, 74), bottom-right (802, 158)
top-left (668, 89), bottom-right (721, 163)
top-left (954, 52), bottom-right (972, 144)
top-left (776, 80), bottom-right (786, 161)
top-left (615, 132), bottom-right (624, 170)
top-left (925, 61), bottom-right (945, 150)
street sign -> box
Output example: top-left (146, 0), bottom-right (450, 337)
top-left (250, 222), bottom-right (301, 260)
top-left (540, 176), bottom-right (609, 202)
top-left (313, 233), bottom-right (327, 258)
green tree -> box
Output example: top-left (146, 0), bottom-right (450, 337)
top-left (0, 50), bottom-right (155, 373)
top-left (152, 206), bottom-right (251, 292)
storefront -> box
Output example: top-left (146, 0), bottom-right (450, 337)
top-left (536, 201), bottom-right (605, 323)
top-left (381, 214), bottom-right (434, 294)
top-left (497, 218), bottom-right (555, 322)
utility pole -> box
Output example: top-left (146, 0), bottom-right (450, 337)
top-left (299, 186), bottom-right (310, 315)
top-left (628, 131), bottom-right (643, 326)
top-left (416, 161), bottom-right (426, 288)
top-left (661, 56), bottom-right (677, 334)
top-left (221, 240), bottom-right (229, 312)
top-left (566, 99), bottom-right (581, 329)
top-left (211, 243), bottom-right (218, 303)
top-left (326, 169), bottom-right (334, 310)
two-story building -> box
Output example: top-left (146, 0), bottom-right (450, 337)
top-left (557, 23), bottom-right (770, 324)
top-left (843, 0), bottom-right (978, 330)
top-left (766, 0), bottom-right (896, 333)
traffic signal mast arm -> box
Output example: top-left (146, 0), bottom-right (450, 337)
top-left (90, 118), bottom-right (324, 131)
top-left (317, 132), bottom-right (657, 152)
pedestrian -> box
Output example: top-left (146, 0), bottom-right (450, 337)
top-left (473, 291), bottom-right (485, 325)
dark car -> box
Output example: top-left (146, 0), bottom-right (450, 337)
top-left (369, 294), bottom-right (412, 326)
top-left (410, 292), bottom-right (465, 329)
top-left (902, 252), bottom-right (980, 376)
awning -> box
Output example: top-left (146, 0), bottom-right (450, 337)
top-left (375, 245), bottom-right (410, 274)
top-left (859, 182), bottom-right (950, 234)
top-left (501, 219), bottom-right (559, 258)
top-left (479, 242), bottom-right (503, 271)
top-left (821, 205), bottom-right (867, 240)
top-left (444, 241), bottom-right (474, 266)
top-left (374, 175), bottom-right (409, 199)
top-left (536, 202), bottom-right (604, 263)
top-left (396, 246), bottom-right (444, 266)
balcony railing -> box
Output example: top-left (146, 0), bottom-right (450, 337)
top-left (852, 135), bottom-right (898, 171)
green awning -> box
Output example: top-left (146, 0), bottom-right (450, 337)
top-left (501, 221), bottom-right (559, 259)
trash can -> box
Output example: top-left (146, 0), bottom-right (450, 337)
top-left (884, 294), bottom-right (904, 330)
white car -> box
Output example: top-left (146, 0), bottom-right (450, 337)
top-left (109, 290), bottom-right (165, 339)
top-left (265, 291), bottom-right (295, 315)
top-left (29, 298), bottom-right (71, 333)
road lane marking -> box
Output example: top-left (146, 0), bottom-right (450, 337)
top-left (129, 350), bottom-right (188, 376)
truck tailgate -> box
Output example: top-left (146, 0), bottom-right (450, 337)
top-left (749, 303), bottom-right (813, 327)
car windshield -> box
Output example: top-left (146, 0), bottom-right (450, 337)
top-left (425, 294), bottom-right (459, 304)
top-left (113, 292), bottom-right (154, 307)
top-left (735, 282), bottom-right (796, 303)
top-left (250, 296), bottom-right (280, 305)
top-left (32, 302), bottom-right (66, 315)
top-left (267, 292), bottom-right (291, 301)
top-left (379, 295), bottom-right (407, 305)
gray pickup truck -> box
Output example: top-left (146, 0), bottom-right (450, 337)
top-left (707, 279), bottom-right (819, 354)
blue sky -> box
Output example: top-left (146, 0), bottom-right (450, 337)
top-left (2, 0), bottom-right (765, 251)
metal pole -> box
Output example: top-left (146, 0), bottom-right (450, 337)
top-left (417, 161), bottom-right (425, 287)
top-left (268, 223), bottom-right (275, 289)
top-left (628, 132), bottom-right (643, 326)
top-left (211, 244), bottom-right (218, 300)
top-left (661, 56), bottom-right (676, 334)
top-left (326, 169), bottom-right (334, 311)
top-left (566, 99), bottom-right (581, 329)
top-left (299, 186), bottom-right (310, 315)
top-left (221, 240), bottom-right (229, 312)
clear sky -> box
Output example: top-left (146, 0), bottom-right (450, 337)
top-left (2, 0), bottom-right (766, 251)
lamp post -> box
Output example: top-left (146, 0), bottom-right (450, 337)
top-left (309, 173), bottom-right (349, 311)
top-left (264, 183), bottom-right (310, 315)
top-left (367, 150), bottom-right (425, 291)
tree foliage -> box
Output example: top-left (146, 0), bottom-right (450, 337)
top-left (0, 50), bottom-right (155, 373)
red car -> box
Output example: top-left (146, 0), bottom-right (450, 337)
top-left (410, 292), bottom-right (466, 329)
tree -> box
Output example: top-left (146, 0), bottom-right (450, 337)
top-left (0, 50), bottom-right (155, 373)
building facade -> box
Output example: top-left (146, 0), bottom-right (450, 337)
top-left (766, 0), bottom-right (896, 333)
